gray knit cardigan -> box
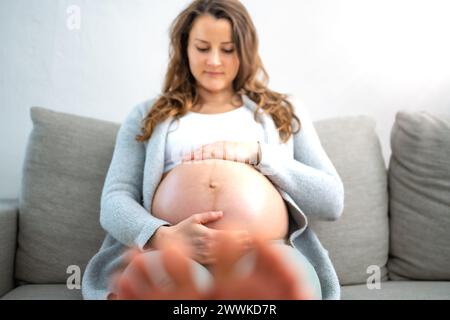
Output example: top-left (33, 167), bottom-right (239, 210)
top-left (81, 94), bottom-right (344, 300)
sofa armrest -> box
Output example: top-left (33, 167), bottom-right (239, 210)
top-left (0, 199), bottom-right (18, 298)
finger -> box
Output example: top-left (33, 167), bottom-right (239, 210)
top-left (192, 147), bottom-right (204, 162)
top-left (222, 228), bottom-right (253, 243)
top-left (208, 141), bottom-right (224, 160)
top-left (123, 246), bottom-right (142, 265)
top-left (181, 147), bottom-right (196, 162)
top-left (252, 239), bottom-right (282, 274)
top-left (131, 253), bottom-right (161, 293)
top-left (222, 141), bottom-right (227, 160)
top-left (115, 247), bottom-right (145, 282)
top-left (201, 256), bottom-right (217, 266)
top-left (221, 230), bottom-right (253, 249)
top-left (200, 242), bottom-right (218, 263)
top-left (210, 232), bottom-right (244, 280)
top-left (108, 271), bottom-right (122, 298)
top-left (157, 230), bottom-right (194, 258)
top-left (202, 144), bottom-right (215, 160)
top-left (161, 246), bottom-right (198, 294)
top-left (116, 274), bottom-right (140, 300)
top-left (244, 236), bottom-right (304, 300)
top-left (236, 142), bottom-right (243, 162)
top-left (229, 229), bottom-right (251, 238)
top-left (194, 251), bottom-right (210, 265)
top-left (201, 144), bottom-right (215, 160)
top-left (109, 248), bottom-right (143, 300)
top-left (191, 211), bottom-right (223, 224)
top-left (225, 141), bottom-right (236, 161)
top-left (252, 240), bottom-right (300, 298)
top-left (236, 235), bottom-right (254, 252)
top-left (182, 153), bottom-right (190, 162)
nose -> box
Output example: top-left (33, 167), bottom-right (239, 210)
top-left (206, 49), bottom-right (222, 67)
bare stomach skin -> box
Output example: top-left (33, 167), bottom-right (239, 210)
top-left (151, 159), bottom-right (289, 240)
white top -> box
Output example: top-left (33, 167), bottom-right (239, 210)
top-left (164, 105), bottom-right (266, 173)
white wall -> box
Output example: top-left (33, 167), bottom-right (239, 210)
top-left (1, 0), bottom-right (449, 199)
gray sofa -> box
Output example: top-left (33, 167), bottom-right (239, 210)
top-left (1, 106), bottom-right (449, 300)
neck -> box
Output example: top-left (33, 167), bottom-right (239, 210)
top-left (196, 87), bottom-right (239, 108)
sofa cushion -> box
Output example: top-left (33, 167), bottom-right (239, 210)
top-left (387, 111), bottom-right (450, 280)
top-left (341, 280), bottom-right (450, 300)
top-left (1, 284), bottom-right (82, 300)
top-left (16, 107), bottom-right (118, 283)
top-left (312, 116), bottom-right (389, 285)
top-left (0, 200), bottom-right (18, 297)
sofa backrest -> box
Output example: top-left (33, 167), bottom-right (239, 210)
top-left (313, 116), bottom-right (389, 285)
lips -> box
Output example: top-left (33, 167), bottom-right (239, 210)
top-left (205, 71), bottom-right (224, 76)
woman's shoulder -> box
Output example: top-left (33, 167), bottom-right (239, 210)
top-left (121, 97), bottom-right (159, 125)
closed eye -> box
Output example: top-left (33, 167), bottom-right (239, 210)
top-left (196, 48), bottom-right (235, 54)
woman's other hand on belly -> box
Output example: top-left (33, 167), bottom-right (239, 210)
top-left (182, 140), bottom-right (260, 166)
top-left (151, 211), bottom-right (253, 265)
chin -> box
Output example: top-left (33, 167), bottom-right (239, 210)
top-left (200, 83), bottom-right (229, 93)
top-left (200, 81), bottom-right (229, 92)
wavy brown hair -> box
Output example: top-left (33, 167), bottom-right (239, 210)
top-left (136, 0), bottom-right (301, 143)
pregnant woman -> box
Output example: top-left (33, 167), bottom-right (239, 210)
top-left (82, 0), bottom-right (344, 300)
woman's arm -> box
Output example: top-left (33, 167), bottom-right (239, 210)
top-left (99, 100), bottom-right (171, 249)
top-left (255, 102), bottom-right (344, 221)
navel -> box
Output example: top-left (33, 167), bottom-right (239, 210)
top-left (209, 181), bottom-right (218, 189)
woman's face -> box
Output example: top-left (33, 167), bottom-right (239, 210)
top-left (187, 15), bottom-right (240, 95)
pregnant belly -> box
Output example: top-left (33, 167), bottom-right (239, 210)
top-left (151, 159), bottom-right (289, 240)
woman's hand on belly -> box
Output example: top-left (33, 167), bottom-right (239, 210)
top-left (182, 140), bottom-right (260, 166)
top-left (153, 158), bottom-right (290, 241)
top-left (155, 211), bottom-right (252, 265)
